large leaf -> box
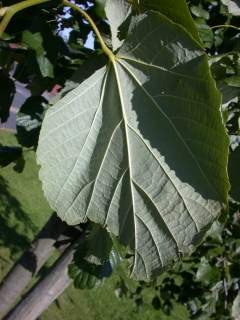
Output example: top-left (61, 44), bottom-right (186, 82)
top-left (105, 0), bottom-right (201, 52)
top-left (37, 12), bottom-right (229, 280)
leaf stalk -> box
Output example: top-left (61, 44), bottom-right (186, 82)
top-left (62, 0), bottom-right (114, 61)
top-left (211, 24), bottom-right (240, 31)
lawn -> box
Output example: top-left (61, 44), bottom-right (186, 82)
top-left (0, 130), bottom-right (187, 320)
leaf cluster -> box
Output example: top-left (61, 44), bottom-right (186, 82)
top-left (0, 0), bottom-right (240, 317)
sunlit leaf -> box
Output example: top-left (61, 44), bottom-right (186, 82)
top-left (37, 11), bottom-right (229, 280)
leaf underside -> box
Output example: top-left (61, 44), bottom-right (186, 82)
top-left (37, 11), bottom-right (229, 280)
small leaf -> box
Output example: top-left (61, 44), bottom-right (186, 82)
top-left (16, 96), bottom-right (47, 148)
top-left (228, 145), bottom-right (240, 202)
top-left (225, 76), bottom-right (240, 88)
top-left (195, 18), bottom-right (214, 49)
top-left (95, 0), bottom-right (107, 18)
top-left (84, 225), bottom-right (112, 265)
top-left (69, 247), bottom-right (119, 289)
top-left (22, 31), bottom-right (54, 78)
top-left (232, 293), bottom-right (240, 320)
top-left (0, 146), bottom-right (23, 167)
top-left (196, 257), bottom-right (221, 285)
top-left (221, 0), bottom-right (240, 16)
top-left (0, 71), bottom-right (15, 123)
top-left (190, 5), bottom-right (210, 20)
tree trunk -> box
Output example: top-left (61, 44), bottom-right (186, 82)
top-left (4, 242), bottom-right (76, 320)
top-left (0, 213), bottom-right (67, 317)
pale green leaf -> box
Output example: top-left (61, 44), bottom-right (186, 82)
top-left (221, 0), bottom-right (240, 16)
top-left (232, 293), bottom-right (240, 320)
top-left (225, 75), bottom-right (240, 87)
top-left (190, 5), bottom-right (210, 20)
top-left (105, 0), bottom-right (131, 51)
top-left (37, 12), bottom-right (229, 280)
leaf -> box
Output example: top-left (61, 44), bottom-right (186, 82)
top-left (22, 31), bottom-right (54, 78)
top-left (37, 12), bottom-right (229, 280)
top-left (105, 0), bottom-right (131, 51)
top-left (221, 0), bottom-right (240, 16)
top-left (84, 224), bottom-right (112, 265)
top-left (95, 0), bottom-right (107, 18)
top-left (105, 0), bottom-right (201, 51)
top-left (196, 257), bottom-right (221, 285)
top-left (190, 5), bottom-right (210, 20)
top-left (0, 146), bottom-right (23, 167)
top-left (16, 96), bottom-right (47, 148)
top-left (228, 145), bottom-right (240, 202)
top-left (232, 293), bottom-right (240, 320)
top-left (135, 0), bottom-right (201, 43)
top-left (0, 71), bottom-right (15, 123)
top-left (225, 76), bottom-right (240, 87)
top-left (195, 18), bottom-right (214, 49)
top-left (69, 248), bottom-right (119, 289)
top-left (218, 81), bottom-right (240, 106)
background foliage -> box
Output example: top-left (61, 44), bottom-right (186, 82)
top-left (0, 0), bottom-right (240, 319)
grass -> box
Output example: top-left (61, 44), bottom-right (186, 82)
top-left (0, 130), bottom-right (188, 320)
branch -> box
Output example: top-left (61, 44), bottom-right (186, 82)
top-left (4, 242), bottom-right (77, 320)
top-left (211, 24), bottom-right (240, 31)
top-left (0, 213), bottom-right (67, 318)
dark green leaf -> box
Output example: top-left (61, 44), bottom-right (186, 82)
top-left (16, 96), bottom-right (47, 148)
top-left (0, 145), bottom-right (23, 167)
top-left (22, 31), bottom-right (54, 78)
top-left (0, 71), bottom-right (15, 123)
top-left (84, 225), bottom-right (112, 265)
top-left (195, 18), bottom-right (214, 49)
top-left (228, 145), bottom-right (240, 202)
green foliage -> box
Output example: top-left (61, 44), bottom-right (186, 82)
top-left (37, 3), bottom-right (229, 281)
top-left (0, 0), bottom-right (240, 318)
